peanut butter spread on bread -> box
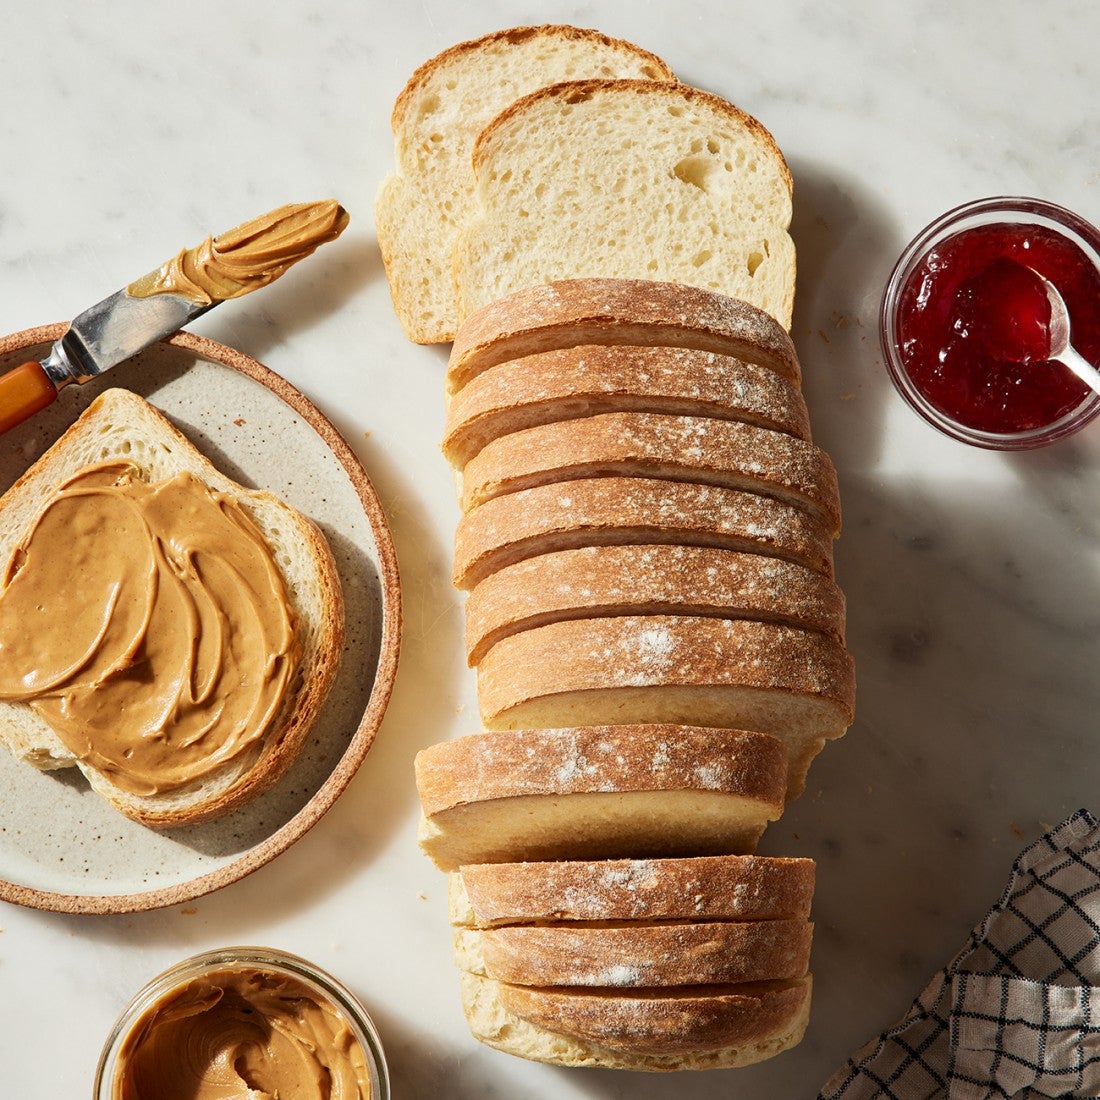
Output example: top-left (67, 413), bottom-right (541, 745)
top-left (114, 967), bottom-right (372, 1099)
top-left (0, 462), bottom-right (299, 796)
top-left (127, 198), bottom-right (349, 306)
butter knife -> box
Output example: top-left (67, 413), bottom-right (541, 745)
top-left (0, 199), bottom-right (349, 434)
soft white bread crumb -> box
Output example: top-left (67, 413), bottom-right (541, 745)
top-left (453, 81), bottom-right (796, 331)
top-left (375, 26), bottom-right (674, 344)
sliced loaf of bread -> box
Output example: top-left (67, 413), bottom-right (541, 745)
top-left (442, 343), bottom-right (812, 467)
top-left (460, 972), bottom-right (813, 1069)
top-left (463, 544), bottom-right (846, 665)
top-left (458, 410), bottom-right (841, 532)
top-left (415, 724), bottom-right (787, 870)
top-left (453, 82), bottom-right (796, 331)
top-left (453, 476), bottom-right (836, 589)
top-left (476, 615), bottom-right (855, 799)
top-left (375, 27), bottom-right (674, 343)
top-left (449, 853), bottom-right (816, 927)
top-left (446, 278), bottom-right (800, 395)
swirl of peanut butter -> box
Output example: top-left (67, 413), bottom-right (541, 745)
top-left (126, 199), bottom-right (349, 306)
top-left (0, 462), bottom-right (299, 796)
top-left (114, 967), bottom-right (372, 1100)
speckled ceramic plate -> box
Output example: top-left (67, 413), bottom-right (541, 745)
top-left (0, 326), bottom-right (401, 914)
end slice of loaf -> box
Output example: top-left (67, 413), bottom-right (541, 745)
top-left (477, 616), bottom-right (855, 800)
top-left (0, 388), bottom-right (344, 826)
top-left (375, 27), bottom-right (674, 343)
top-left (460, 972), bottom-right (813, 1068)
top-left (415, 725), bottom-right (787, 870)
top-left (442, 343), bottom-right (812, 467)
top-left (455, 918), bottom-right (812, 987)
top-left (452, 81), bottom-right (796, 332)
top-left (447, 278), bottom-right (800, 395)
top-left (450, 853), bottom-right (816, 927)
top-left (464, 544), bottom-right (846, 665)
top-left (453, 475), bottom-right (836, 589)
top-left (458, 411), bottom-right (841, 533)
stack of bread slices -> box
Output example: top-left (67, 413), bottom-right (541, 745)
top-left (414, 278), bottom-right (854, 1070)
top-left (382, 24), bottom-right (855, 1073)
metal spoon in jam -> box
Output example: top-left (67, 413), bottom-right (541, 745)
top-left (953, 256), bottom-right (1100, 396)
top-left (1027, 267), bottom-right (1100, 396)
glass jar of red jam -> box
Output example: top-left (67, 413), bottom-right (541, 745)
top-left (880, 197), bottom-right (1100, 449)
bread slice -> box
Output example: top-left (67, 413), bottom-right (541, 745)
top-left (442, 343), bottom-right (812, 467)
top-left (375, 26), bottom-right (674, 344)
top-left (452, 81), bottom-right (796, 331)
top-left (450, 853), bottom-right (816, 928)
top-left (415, 725), bottom-right (787, 870)
top-left (458, 411), bottom-right (841, 533)
top-left (447, 278), bottom-right (800, 396)
top-left (460, 972), bottom-right (813, 1068)
top-left (453, 476), bottom-right (835, 589)
top-left (455, 918), bottom-right (812, 987)
top-left (0, 388), bottom-right (344, 826)
top-left (477, 616), bottom-right (855, 800)
top-left (464, 545), bottom-right (846, 665)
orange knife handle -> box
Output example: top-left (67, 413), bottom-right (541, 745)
top-left (0, 361), bottom-right (59, 433)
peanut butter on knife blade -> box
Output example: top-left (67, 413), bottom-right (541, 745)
top-left (126, 199), bottom-right (350, 306)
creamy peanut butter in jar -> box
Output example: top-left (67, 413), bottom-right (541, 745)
top-left (94, 948), bottom-right (389, 1100)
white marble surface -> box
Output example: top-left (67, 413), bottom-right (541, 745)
top-left (2, 2), bottom-right (1099, 1096)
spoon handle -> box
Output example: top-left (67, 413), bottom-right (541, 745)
top-left (1053, 344), bottom-right (1100, 398)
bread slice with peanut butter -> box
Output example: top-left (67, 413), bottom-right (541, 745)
top-left (0, 388), bottom-right (344, 827)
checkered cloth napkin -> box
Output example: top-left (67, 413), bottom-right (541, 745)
top-left (819, 809), bottom-right (1100, 1099)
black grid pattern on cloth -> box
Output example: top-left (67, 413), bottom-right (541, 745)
top-left (819, 809), bottom-right (1100, 1100)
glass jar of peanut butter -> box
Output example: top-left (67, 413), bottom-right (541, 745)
top-left (94, 946), bottom-right (389, 1099)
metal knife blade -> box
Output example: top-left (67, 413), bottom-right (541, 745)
top-left (42, 285), bottom-right (212, 389)
top-left (0, 199), bottom-right (348, 434)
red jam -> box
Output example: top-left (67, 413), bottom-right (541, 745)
top-left (895, 222), bottom-right (1100, 434)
